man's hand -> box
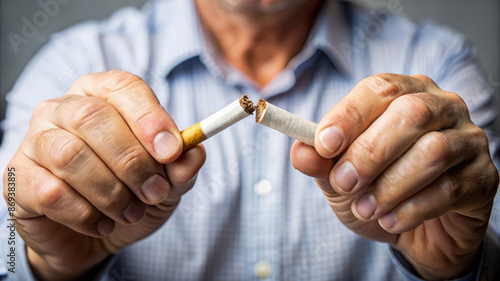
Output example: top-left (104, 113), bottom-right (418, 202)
top-left (2, 70), bottom-right (206, 281)
top-left (291, 73), bottom-right (499, 280)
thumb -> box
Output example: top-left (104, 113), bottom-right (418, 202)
top-left (290, 141), bottom-right (335, 193)
top-left (68, 70), bottom-right (182, 163)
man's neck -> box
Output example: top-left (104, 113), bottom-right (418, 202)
top-left (195, 0), bottom-right (323, 88)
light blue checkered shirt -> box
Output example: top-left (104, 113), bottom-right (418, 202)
top-left (1, 0), bottom-right (500, 280)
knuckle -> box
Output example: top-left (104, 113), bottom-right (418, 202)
top-left (342, 102), bottom-right (367, 127)
top-left (115, 146), bottom-right (152, 176)
top-left (68, 98), bottom-right (114, 132)
top-left (76, 73), bottom-right (95, 84)
top-left (402, 200), bottom-right (424, 222)
top-left (74, 203), bottom-right (98, 226)
top-left (32, 101), bottom-right (47, 117)
top-left (46, 132), bottom-right (88, 172)
top-left (362, 74), bottom-right (400, 98)
top-left (471, 161), bottom-right (499, 199)
top-left (132, 104), bottom-right (161, 125)
top-left (38, 177), bottom-right (67, 208)
top-left (440, 174), bottom-right (461, 204)
top-left (170, 168), bottom-right (197, 187)
top-left (488, 163), bottom-right (499, 193)
top-left (475, 126), bottom-right (488, 141)
top-left (379, 167), bottom-right (404, 192)
top-left (102, 70), bottom-right (144, 93)
top-left (31, 100), bottom-right (53, 121)
top-left (97, 183), bottom-right (128, 211)
top-left (393, 95), bottom-right (433, 130)
top-left (418, 132), bottom-right (452, 167)
top-left (470, 125), bottom-right (488, 147)
top-left (489, 160), bottom-right (499, 180)
top-left (352, 137), bottom-right (386, 171)
top-left (446, 92), bottom-right (469, 116)
top-left (469, 127), bottom-right (490, 156)
top-left (482, 162), bottom-right (499, 196)
top-left (413, 74), bottom-right (436, 87)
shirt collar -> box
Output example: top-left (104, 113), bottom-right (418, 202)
top-left (307, 0), bottom-right (353, 77)
top-left (155, 0), bottom-right (353, 79)
top-left (155, 0), bottom-right (206, 78)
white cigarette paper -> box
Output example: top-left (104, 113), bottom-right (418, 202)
top-left (201, 99), bottom-right (250, 138)
top-left (181, 95), bottom-right (254, 151)
top-left (255, 99), bottom-right (318, 146)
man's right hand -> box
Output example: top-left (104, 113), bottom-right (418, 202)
top-left (2, 70), bottom-right (206, 281)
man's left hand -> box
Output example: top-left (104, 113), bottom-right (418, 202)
top-left (291, 73), bottom-right (499, 280)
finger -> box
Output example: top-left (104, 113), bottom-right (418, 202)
top-left (162, 144), bottom-right (206, 206)
top-left (377, 157), bottom-right (497, 235)
top-left (28, 128), bottom-right (147, 225)
top-left (328, 91), bottom-right (468, 195)
top-left (68, 70), bottom-right (182, 163)
top-left (3, 154), bottom-right (114, 237)
top-left (290, 141), bottom-right (334, 192)
top-left (38, 96), bottom-right (170, 204)
top-left (315, 73), bottom-right (435, 159)
top-left (351, 126), bottom-right (481, 222)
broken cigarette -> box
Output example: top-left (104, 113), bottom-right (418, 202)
top-left (181, 95), bottom-right (254, 151)
top-left (255, 99), bottom-right (318, 146)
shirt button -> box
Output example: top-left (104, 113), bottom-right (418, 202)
top-left (254, 180), bottom-right (272, 197)
top-left (254, 260), bottom-right (272, 279)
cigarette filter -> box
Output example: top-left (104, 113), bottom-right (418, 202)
top-left (181, 95), bottom-right (254, 151)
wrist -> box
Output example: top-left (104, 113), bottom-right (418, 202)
top-left (27, 246), bottom-right (109, 281)
top-left (394, 244), bottom-right (482, 280)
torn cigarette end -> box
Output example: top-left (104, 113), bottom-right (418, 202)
top-left (255, 99), bottom-right (318, 146)
top-left (255, 99), bottom-right (267, 123)
top-left (240, 95), bottom-right (255, 115)
top-left (181, 95), bottom-right (254, 152)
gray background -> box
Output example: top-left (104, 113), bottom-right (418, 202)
top-left (1, 0), bottom-right (499, 143)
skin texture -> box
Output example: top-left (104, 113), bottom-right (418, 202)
top-left (196, 0), bottom-right (322, 87)
top-left (3, 71), bottom-right (206, 280)
top-left (215, 0), bottom-right (309, 13)
top-left (291, 73), bottom-right (499, 279)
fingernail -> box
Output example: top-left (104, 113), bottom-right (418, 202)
top-left (141, 174), bottom-right (170, 203)
top-left (97, 218), bottom-right (115, 236)
top-left (319, 126), bottom-right (344, 153)
top-left (356, 193), bottom-right (376, 219)
top-left (154, 131), bottom-right (180, 160)
top-left (123, 200), bottom-right (146, 224)
top-left (332, 161), bottom-right (358, 192)
top-left (379, 212), bottom-right (397, 230)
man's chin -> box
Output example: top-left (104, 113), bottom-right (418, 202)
top-left (216, 0), bottom-right (309, 14)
